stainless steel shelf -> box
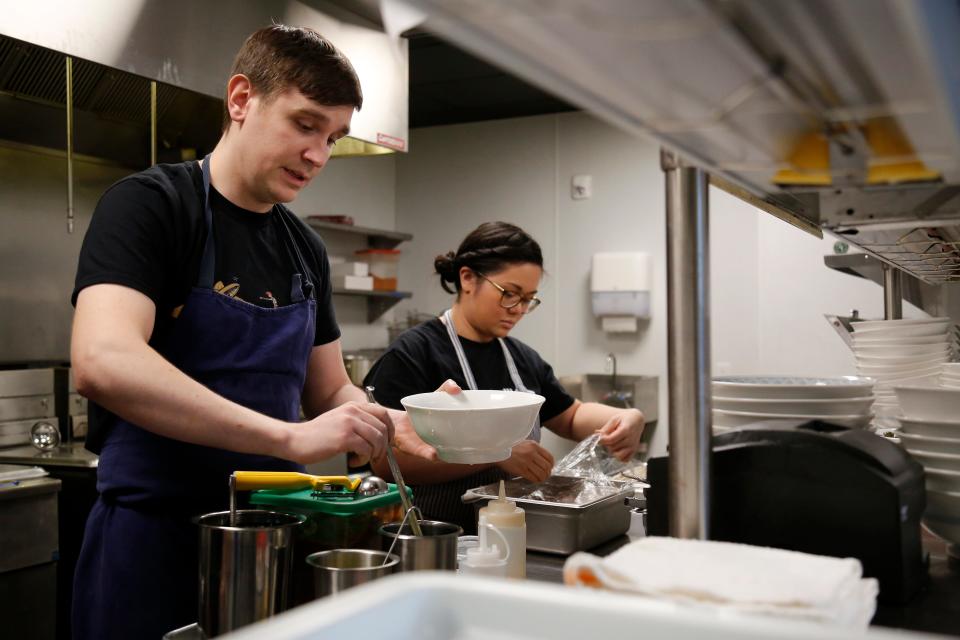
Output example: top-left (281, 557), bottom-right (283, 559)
top-left (306, 219), bottom-right (412, 249)
top-left (332, 288), bottom-right (412, 322)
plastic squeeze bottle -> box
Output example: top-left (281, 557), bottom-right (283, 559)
top-left (477, 480), bottom-right (526, 579)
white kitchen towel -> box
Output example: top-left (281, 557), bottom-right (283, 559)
top-left (563, 537), bottom-right (879, 628)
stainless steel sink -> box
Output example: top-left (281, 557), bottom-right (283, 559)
top-left (558, 374), bottom-right (659, 424)
top-left (557, 373), bottom-right (659, 458)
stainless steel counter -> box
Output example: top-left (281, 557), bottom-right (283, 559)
top-left (0, 442), bottom-right (97, 468)
top-left (526, 509), bottom-right (645, 584)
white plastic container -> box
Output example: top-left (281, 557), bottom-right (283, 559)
top-left (459, 523), bottom-right (509, 578)
top-left (477, 480), bottom-right (526, 579)
top-left (355, 249), bottom-right (400, 291)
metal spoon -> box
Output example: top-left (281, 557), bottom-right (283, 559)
top-left (357, 475), bottom-right (388, 496)
top-left (365, 386), bottom-right (423, 536)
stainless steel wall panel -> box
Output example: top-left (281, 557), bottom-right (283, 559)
top-left (0, 369), bottom-right (54, 397)
top-left (0, 0), bottom-right (408, 152)
top-left (0, 144), bottom-right (129, 364)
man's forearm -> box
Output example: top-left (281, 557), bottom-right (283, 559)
top-left (75, 338), bottom-right (293, 459)
top-left (568, 401), bottom-right (621, 440)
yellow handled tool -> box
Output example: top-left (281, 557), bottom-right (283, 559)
top-left (232, 471), bottom-right (362, 493)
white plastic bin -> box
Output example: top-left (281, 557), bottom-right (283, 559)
top-left (355, 249), bottom-right (400, 291)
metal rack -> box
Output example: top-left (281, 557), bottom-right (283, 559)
top-left (403, 0), bottom-right (960, 539)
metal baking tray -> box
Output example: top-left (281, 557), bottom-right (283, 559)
top-left (462, 476), bottom-right (634, 555)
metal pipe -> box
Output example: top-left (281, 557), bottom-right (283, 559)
top-left (150, 80), bottom-right (158, 166)
top-left (65, 56), bottom-right (75, 234)
top-left (661, 148), bottom-right (711, 540)
top-left (882, 263), bottom-right (903, 320)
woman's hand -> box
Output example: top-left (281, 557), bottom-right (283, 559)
top-left (497, 440), bottom-right (554, 482)
top-left (437, 378), bottom-right (462, 395)
top-left (598, 408), bottom-right (645, 462)
top-left (387, 407), bottom-right (438, 461)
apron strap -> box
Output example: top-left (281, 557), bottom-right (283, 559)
top-left (442, 309), bottom-right (478, 390)
top-left (442, 308), bottom-right (541, 441)
top-left (274, 207), bottom-right (315, 302)
top-left (197, 155), bottom-right (216, 289)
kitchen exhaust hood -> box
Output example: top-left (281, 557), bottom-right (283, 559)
top-left (401, 0), bottom-right (960, 283)
top-left (0, 0), bottom-right (409, 160)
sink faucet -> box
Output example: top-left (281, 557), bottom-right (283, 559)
top-left (602, 353), bottom-right (634, 408)
top-left (605, 353), bottom-right (618, 390)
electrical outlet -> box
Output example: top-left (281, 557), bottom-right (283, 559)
top-left (571, 174), bottom-right (592, 200)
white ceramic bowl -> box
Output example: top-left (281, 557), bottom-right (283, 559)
top-left (853, 317), bottom-right (950, 330)
top-left (900, 432), bottom-right (960, 455)
top-left (942, 363), bottom-right (960, 375)
top-left (711, 376), bottom-right (873, 400)
top-left (899, 416), bottom-right (960, 439)
top-left (853, 334), bottom-right (949, 346)
top-left (895, 385), bottom-right (960, 422)
top-left (854, 347), bottom-right (950, 367)
top-left (854, 343), bottom-right (950, 358)
top-left (925, 467), bottom-right (960, 494)
top-left (712, 409), bottom-right (871, 429)
top-left (712, 396), bottom-right (875, 415)
top-left (401, 390), bottom-right (544, 463)
top-left (857, 359), bottom-right (946, 374)
top-left (872, 374), bottom-right (940, 388)
top-left (851, 324), bottom-right (951, 339)
top-left (925, 490), bottom-right (960, 523)
top-left (906, 448), bottom-right (960, 473)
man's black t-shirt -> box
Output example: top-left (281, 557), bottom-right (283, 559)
top-left (364, 318), bottom-right (575, 423)
top-left (73, 160), bottom-right (340, 451)
top-left (73, 160), bottom-right (339, 344)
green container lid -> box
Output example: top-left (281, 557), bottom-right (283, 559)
top-left (250, 483), bottom-right (411, 517)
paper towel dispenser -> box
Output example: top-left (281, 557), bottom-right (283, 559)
top-left (591, 252), bottom-right (651, 333)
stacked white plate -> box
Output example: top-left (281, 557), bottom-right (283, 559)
top-left (712, 376), bottom-right (874, 434)
top-left (894, 385), bottom-right (960, 556)
top-left (850, 318), bottom-right (952, 431)
top-left (940, 362), bottom-right (960, 389)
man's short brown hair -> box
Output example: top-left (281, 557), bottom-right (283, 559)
top-left (223, 24), bottom-right (363, 130)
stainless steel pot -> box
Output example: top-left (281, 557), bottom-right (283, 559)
top-left (378, 520), bottom-right (462, 571)
top-left (343, 351), bottom-right (379, 386)
top-left (306, 549), bottom-right (399, 598)
top-left (196, 510), bottom-right (304, 637)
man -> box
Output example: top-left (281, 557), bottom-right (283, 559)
top-left (70, 25), bottom-right (434, 639)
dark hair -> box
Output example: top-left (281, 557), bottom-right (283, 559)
top-left (222, 24), bottom-right (363, 130)
top-left (434, 222), bottom-right (544, 294)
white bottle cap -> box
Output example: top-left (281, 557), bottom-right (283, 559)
top-left (460, 544), bottom-right (508, 577)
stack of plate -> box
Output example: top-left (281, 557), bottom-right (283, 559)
top-left (712, 376), bottom-right (875, 433)
top-left (941, 363), bottom-right (960, 389)
top-left (850, 318), bottom-right (951, 431)
top-left (894, 385), bottom-right (960, 558)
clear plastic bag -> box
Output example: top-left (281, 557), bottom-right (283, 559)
top-left (551, 433), bottom-right (633, 487)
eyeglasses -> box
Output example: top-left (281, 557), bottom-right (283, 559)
top-left (476, 272), bottom-right (541, 314)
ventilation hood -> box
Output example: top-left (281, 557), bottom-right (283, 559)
top-left (0, 0), bottom-right (409, 161)
top-left (401, 0), bottom-right (960, 284)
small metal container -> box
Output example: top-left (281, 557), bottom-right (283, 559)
top-left (196, 510), bottom-right (304, 637)
top-left (463, 477), bottom-right (634, 554)
top-left (378, 520), bottom-right (462, 571)
top-left (306, 549), bottom-right (399, 598)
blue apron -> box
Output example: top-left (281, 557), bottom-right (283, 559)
top-left (72, 157), bottom-right (316, 640)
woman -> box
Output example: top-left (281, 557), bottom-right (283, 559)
top-left (365, 222), bottom-right (644, 532)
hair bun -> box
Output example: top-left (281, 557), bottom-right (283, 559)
top-left (434, 251), bottom-right (458, 293)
